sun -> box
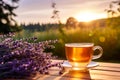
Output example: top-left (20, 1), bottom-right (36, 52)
top-left (74, 11), bottom-right (102, 22)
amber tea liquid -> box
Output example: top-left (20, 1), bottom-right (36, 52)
top-left (65, 43), bottom-right (93, 68)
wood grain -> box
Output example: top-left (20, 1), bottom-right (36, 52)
top-left (3, 61), bottom-right (120, 80)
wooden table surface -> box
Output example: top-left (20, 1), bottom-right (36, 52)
top-left (32, 60), bottom-right (120, 80)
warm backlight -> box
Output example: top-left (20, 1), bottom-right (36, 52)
top-left (75, 11), bottom-right (102, 22)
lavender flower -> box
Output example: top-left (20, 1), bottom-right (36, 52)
top-left (0, 33), bottom-right (62, 79)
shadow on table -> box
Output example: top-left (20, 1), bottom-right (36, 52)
top-left (59, 69), bottom-right (91, 80)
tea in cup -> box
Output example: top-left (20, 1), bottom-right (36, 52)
top-left (65, 43), bottom-right (103, 70)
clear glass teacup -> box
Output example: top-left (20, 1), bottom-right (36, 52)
top-left (65, 43), bottom-right (103, 70)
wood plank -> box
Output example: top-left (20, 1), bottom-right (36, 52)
top-left (36, 67), bottom-right (120, 80)
top-left (99, 62), bottom-right (120, 67)
top-left (2, 61), bottom-right (120, 80)
top-left (37, 69), bottom-right (120, 80)
top-left (46, 61), bottom-right (120, 79)
top-left (42, 61), bottom-right (120, 80)
top-left (90, 69), bottom-right (120, 77)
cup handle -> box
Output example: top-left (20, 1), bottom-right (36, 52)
top-left (92, 46), bottom-right (103, 60)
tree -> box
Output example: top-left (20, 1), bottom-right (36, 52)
top-left (0, 0), bottom-right (21, 34)
top-left (65, 17), bottom-right (78, 28)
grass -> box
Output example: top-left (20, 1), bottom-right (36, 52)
top-left (14, 25), bottom-right (120, 63)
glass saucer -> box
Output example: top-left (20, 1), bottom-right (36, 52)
top-left (61, 61), bottom-right (99, 71)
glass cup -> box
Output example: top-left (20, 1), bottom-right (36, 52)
top-left (65, 43), bottom-right (103, 70)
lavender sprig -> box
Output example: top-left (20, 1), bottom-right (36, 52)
top-left (0, 33), bottom-right (62, 79)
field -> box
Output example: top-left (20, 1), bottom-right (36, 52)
top-left (14, 20), bottom-right (120, 63)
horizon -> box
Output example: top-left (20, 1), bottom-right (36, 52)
top-left (14, 0), bottom-right (113, 24)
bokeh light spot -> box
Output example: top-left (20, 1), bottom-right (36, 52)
top-left (89, 32), bottom-right (93, 37)
top-left (99, 36), bottom-right (105, 42)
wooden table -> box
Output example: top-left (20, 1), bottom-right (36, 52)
top-left (32, 60), bottom-right (120, 80)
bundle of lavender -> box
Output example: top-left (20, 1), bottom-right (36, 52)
top-left (0, 33), bottom-right (62, 79)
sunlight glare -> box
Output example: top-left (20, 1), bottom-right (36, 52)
top-left (75, 11), bottom-right (103, 22)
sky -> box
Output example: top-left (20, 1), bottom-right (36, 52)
top-left (14, 0), bottom-right (113, 24)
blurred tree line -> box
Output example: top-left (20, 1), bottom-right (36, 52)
top-left (22, 23), bottom-right (64, 32)
top-left (22, 17), bottom-right (107, 32)
top-left (1, 0), bottom-right (120, 34)
top-left (0, 0), bottom-right (22, 34)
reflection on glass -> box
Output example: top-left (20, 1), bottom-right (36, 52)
top-left (60, 69), bottom-right (91, 80)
